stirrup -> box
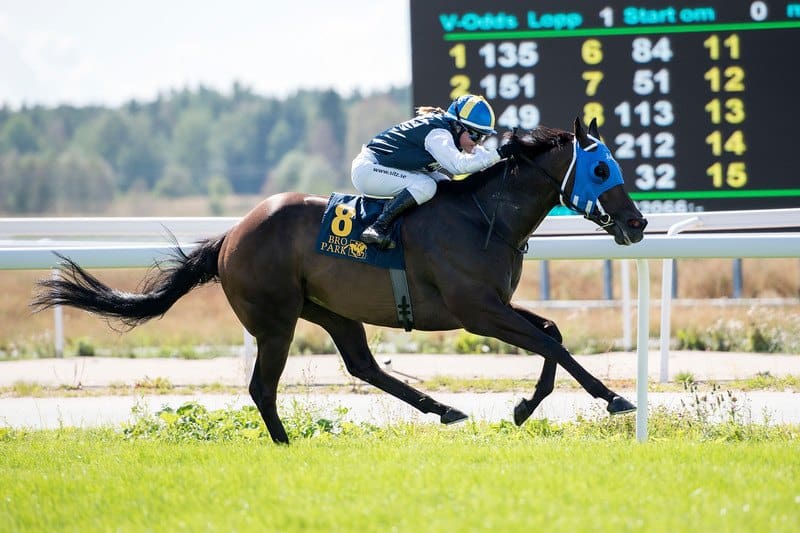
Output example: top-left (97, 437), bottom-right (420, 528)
top-left (360, 225), bottom-right (396, 249)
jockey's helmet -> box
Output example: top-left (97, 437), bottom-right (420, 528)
top-left (446, 94), bottom-right (497, 135)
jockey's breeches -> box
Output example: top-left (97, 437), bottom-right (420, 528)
top-left (351, 146), bottom-right (444, 204)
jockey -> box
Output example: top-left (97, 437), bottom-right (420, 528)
top-left (352, 94), bottom-right (522, 249)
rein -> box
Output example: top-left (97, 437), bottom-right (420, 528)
top-left (483, 159), bottom-right (507, 250)
top-left (471, 159), bottom-right (528, 254)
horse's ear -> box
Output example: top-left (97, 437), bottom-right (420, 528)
top-left (588, 117), bottom-right (600, 138)
top-left (574, 116), bottom-right (589, 146)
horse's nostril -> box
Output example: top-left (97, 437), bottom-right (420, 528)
top-left (628, 218), bottom-right (642, 229)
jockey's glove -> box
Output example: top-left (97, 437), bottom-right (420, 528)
top-left (497, 141), bottom-right (522, 159)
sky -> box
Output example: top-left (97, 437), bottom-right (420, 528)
top-left (0, 0), bottom-right (411, 108)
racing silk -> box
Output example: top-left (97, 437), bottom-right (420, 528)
top-left (367, 113), bottom-right (501, 175)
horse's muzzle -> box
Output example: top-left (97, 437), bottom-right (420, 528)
top-left (611, 216), bottom-right (647, 245)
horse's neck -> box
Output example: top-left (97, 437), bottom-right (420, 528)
top-left (471, 157), bottom-right (561, 247)
top-left (516, 143), bottom-right (573, 231)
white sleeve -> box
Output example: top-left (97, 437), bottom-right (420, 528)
top-left (424, 128), bottom-right (502, 175)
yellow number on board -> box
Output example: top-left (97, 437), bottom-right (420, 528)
top-left (449, 75), bottom-right (470, 99)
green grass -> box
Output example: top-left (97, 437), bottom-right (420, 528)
top-left (1, 403), bottom-right (799, 532)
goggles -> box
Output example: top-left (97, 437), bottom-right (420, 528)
top-left (465, 128), bottom-right (487, 143)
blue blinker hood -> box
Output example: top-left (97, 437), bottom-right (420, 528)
top-left (562, 135), bottom-right (625, 216)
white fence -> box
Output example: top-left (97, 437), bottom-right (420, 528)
top-left (3, 207), bottom-right (799, 240)
top-left (1, 209), bottom-right (799, 441)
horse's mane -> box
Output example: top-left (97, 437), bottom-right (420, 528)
top-left (438, 126), bottom-right (573, 195)
top-left (517, 126), bottom-right (574, 155)
top-left (416, 106), bottom-right (446, 116)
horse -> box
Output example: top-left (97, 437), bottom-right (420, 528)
top-left (32, 117), bottom-right (648, 444)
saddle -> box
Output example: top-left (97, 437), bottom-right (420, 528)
top-left (316, 193), bottom-right (414, 330)
top-left (316, 193), bottom-right (405, 269)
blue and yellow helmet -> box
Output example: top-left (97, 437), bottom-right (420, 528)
top-left (446, 94), bottom-right (497, 135)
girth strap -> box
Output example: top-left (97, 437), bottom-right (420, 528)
top-left (389, 268), bottom-right (414, 331)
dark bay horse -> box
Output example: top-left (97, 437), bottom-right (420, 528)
top-left (33, 118), bottom-right (647, 443)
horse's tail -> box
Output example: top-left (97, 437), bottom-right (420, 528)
top-left (31, 234), bottom-right (227, 329)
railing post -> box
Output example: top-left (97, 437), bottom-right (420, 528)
top-left (243, 329), bottom-right (256, 360)
top-left (659, 216), bottom-right (702, 383)
top-left (659, 259), bottom-right (673, 383)
top-left (52, 268), bottom-right (64, 358)
top-left (539, 260), bottom-right (550, 300)
top-left (671, 260), bottom-right (678, 298)
top-left (242, 329), bottom-right (256, 384)
top-left (636, 258), bottom-right (650, 443)
top-left (621, 259), bottom-right (632, 351)
top-left (603, 259), bottom-right (613, 300)
top-left (732, 258), bottom-right (743, 298)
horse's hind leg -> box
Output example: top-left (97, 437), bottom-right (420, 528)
top-left (225, 278), bottom-right (302, 443)
top-left (249, 332), bottom-right (293, 444)
top-left (301, 302), bottom-right (468, 424)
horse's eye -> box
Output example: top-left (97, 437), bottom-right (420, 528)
top-left (594, 162), bottom-right (610, 180)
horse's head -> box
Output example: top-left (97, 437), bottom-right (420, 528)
top-left (511, 118), bottom-right (647, 245)
top-left (568, 117), bottom-right (647, 244)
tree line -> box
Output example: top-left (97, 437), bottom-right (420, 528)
top-left (0, 84), bottom-right (409, 214)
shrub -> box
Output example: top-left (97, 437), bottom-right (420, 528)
top-left (122, 401), bottom-right (364, 442)
top-left (119, 396), bottom-right (800, 444)
top-left (675, 371), bottom-right (695, 387)
top-left (134, 376), bottom-right (173, 392)
top-left (452, 331), bottom-right (521, 354)
top-left (675, 316), bottom-right (799, 353)
top-left (75, 337), bottom-right (95, 357)
top-left (290, 330), bottom-right (335, 355)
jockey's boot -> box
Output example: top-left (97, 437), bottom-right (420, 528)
top-left (360, 189), bottom-right (418, 250)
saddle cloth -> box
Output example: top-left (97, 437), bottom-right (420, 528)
top-left (315, 193), bottom-right (405, 269)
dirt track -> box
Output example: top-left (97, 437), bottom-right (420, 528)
top-left (2, 351), bottom-right (799, 389)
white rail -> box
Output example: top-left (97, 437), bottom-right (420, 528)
top-left (2, 208), bottom-right (798, 239)
top-left (2, 232), bottom-right (799, 270)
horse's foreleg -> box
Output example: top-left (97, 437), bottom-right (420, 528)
top-left (512, 305), bottom-right (559, 425)
top-left (459, 300), bottom-right (635, 419)
top-left (301, 302), bottom-right (468, 425)
top-left (514, 360), bottom-right (556, 426)
top-left (511, 305), bottom-right (564, 344)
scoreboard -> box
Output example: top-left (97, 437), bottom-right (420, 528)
top-left (410, 0), bottom-right (800, 213)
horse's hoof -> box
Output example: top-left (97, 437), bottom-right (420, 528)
top-left (607, 396), bottom-right (637, 415)
top-left (513, 399), bottom-right (533, 426)
top-left (441, 407), bottom-right (468, 425)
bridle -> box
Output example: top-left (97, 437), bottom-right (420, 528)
top-left (516, 135), bottom-right (615, 229)
top-left (472, 133), bottom-right (620, 253)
